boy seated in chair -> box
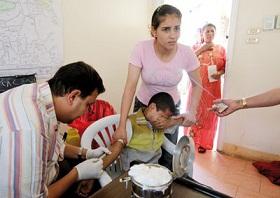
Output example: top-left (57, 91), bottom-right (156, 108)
top-left (77, 92), bottom-right (183, 196)
top-left (120, 91), bottom-right (181, 170)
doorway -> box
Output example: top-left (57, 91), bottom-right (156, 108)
top-left (164, 0), bottom-right (234, 150)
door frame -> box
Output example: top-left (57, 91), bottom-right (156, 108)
top-left (216, 0), bottom-right (240, 151)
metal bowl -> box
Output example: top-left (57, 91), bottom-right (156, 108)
top-left (120, 164), bottom-right (173, 198)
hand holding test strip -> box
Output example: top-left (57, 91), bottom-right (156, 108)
top-left (212, 102), bottom-right (228, 113)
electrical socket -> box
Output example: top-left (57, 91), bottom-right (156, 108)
top-left (247, 28), bottom-right (261, 35)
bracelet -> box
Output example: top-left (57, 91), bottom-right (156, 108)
top-left (117, 139), bottom-right (125, 146)
top-left (237, 98), bottom-right (247, 109)
top-left (242, 98), bottom-right (247, 108)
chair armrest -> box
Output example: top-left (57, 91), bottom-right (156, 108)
top-left (161, 136), bottom-right (176, 154)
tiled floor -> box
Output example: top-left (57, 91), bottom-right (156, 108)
top-left (192, 150), bottom-right (280, 198)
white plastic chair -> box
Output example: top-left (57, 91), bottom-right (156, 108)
top-left (81, 114), bottom-right (194, 181)
top-left (81, 114), bottom-right (132, 185)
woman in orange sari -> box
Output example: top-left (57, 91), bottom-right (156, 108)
top-left (188, 23), bottom-right (226, 153)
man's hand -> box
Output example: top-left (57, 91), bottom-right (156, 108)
top-left (86, 147), bottom-right (112, 159)
top-left (75, 158), bottom-right (103, 180)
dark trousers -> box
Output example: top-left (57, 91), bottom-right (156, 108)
top-left (133, 97), bottom-right (180, 171)
top-left (57, 159), bottom-right (101, 197)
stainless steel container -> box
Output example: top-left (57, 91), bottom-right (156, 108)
top-left (119, 136), bottom-right (194, 198)
top-left (120, 164), bottom-right (173, 198)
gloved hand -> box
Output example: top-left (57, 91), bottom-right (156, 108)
top-left (86, 147), bottom-right (112, 159)
top-left (98, 171), bottom-right (113, 187)
top-left (75, 158), bottom-right (103, 180)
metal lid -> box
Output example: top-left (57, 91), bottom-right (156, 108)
top-left (172, 136), bottom-right (195, 177)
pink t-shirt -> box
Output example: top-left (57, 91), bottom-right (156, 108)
top-left (129, 39), bottom-right (199, 105)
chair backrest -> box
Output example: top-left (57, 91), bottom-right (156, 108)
top-left (69, 99), bottom-right (116, 136)
top-left (81, 114), bottom-right (132, 149)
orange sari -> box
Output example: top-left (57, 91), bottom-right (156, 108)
top-left (187, 44), bottom-right (226, 150)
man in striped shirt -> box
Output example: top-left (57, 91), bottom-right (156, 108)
top-left (0, 61), bottom-right (110, 197)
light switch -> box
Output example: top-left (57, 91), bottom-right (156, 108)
top-left (263, 15), bottom-right (276, 30)
top-left (276, 15), bottom-right (280, 29)
top-left (246, 37), bottom-right (259, 44)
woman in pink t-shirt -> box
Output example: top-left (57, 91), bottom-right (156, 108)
top-left (114, 4), bottom-right (202, 170)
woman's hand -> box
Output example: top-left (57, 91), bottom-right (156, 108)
top-left (211, 70), bottom-right (224, 80)
top-left (211, 99), bottom-right (241, 117)
top-left (112, 126), bottom-right (128, 144)
top-left (197, 43), bottom-right (214, 55)
top-left (172, 113), bottom-right (196, 127)
top-left (211, 72), bottom-right (221, 79)
top-left (177, 112), bottom-right (196, 127)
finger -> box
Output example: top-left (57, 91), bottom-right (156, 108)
top-left (123, 137), bottom-right (128, 144)
top-left (102, 147), bottom-right (112, 154)
top-left (172, 115), bottom-right (184, 119)
top-left (95, 158), bottom-right (104, 167)
top-left (112, 133), bottom-right (117, 141)
top-left (90, 158), bottom-right (100, 163)
top-left (213, 99), bottom-right (222, 104)
top-left (157, 117), bottom-right (168, 122)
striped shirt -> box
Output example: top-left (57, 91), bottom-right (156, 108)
top-left (0, 82), bottom-right (64, 197)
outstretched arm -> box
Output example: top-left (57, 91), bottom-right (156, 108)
top-left (113, 64), bottom-right (141, 142)
top-left (48, 169), bottom-right (78, 198)
top-left (48, 140), bottom-right (125, 198)
top-left (102, 140), bottom-right (125, 168)
top-left (213, 88), bottom-right (280, 117)
top-left (183, 67), bottom-right (202, 126)
top-left (161, 68), bottom-right (202, 128)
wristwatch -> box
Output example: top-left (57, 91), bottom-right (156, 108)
top-left (77, 147), bottom-right (86, 160)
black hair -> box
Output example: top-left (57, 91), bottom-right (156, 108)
top-left (48, 61), bottom-right (105, 98)
top-left (148, 92), bottom-right (176, 115)
top-left (151, 4), bottom-right (182, 31)
top-left (200, 23), bottom-right (216, 43)
top-left (202, 23), bottom-right (216, 31)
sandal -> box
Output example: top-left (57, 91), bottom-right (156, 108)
top-left (198, 146), bottom-right (206, 153)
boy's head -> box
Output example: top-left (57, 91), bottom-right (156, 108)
top-left (145, 92), bottom-right (176, 129)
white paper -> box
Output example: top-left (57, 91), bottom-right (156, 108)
top-left (212, 102), bottom-right (228, 113)
top-left (208, 65), bottom-right (218, 82)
